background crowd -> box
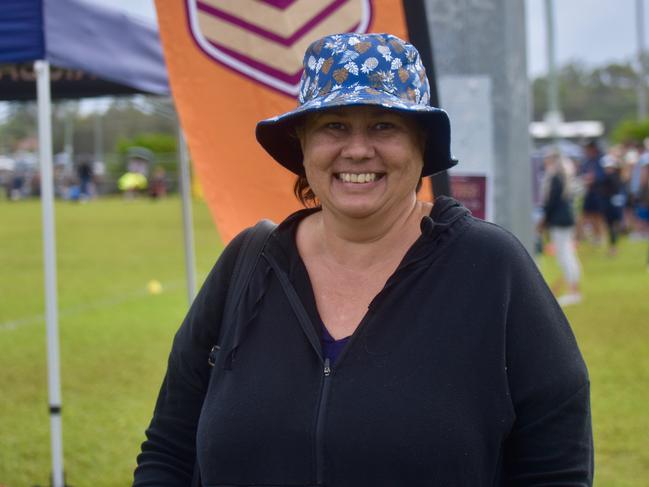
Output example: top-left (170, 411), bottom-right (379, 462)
top-left (536, 138), bottom-right (649, 306)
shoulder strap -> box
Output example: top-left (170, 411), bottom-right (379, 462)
top-left (264, 252), bottom-right (323, 360)
top-left (196, 219), bottom-right (276, 487)
top-left (223, 219), bottom-right (277, 328)
top-left (207, 219), bottom-right (277, 366)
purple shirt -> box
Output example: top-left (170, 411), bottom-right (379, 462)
top-left (321, 325), bottom-right (350, 364)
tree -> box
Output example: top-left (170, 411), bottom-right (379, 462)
top-left (532, 61), bottom-right (641, 136)
top-left (0, 101), bottom-right (38, 151)
top-left (0, 96), bottom-right (178, 158)
top-left (610, 118), bottom-right (649, 144)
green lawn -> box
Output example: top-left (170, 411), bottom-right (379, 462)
top-left (1, 197), bottom-right (648, 486)
top-left (0, 196), bottom-right (222, 487)
top-left (539, 241), bottom-right (649, 487)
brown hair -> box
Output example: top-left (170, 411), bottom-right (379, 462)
top-left (290, 121), bottom-right (321, 207)
top-left (294, 174), bottom-right (320, 207)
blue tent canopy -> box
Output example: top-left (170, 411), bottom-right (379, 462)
top-left (0, 0), bottom-right (169, 97)
top-left (0, 0), bottom-right (45, 63)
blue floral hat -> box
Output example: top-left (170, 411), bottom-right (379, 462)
top-left (256, 32), bottom-right (457, 177)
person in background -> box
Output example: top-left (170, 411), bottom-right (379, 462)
top-left (134, 32), bottom-right (593, 486)
top-left (631, 139), bottom-right (649, 238)
top-left (149, 166), bottom-right (168, 200)
top-left (9, 159), bottom-right (27, 200)
top-left (77, 160), bottom-right (93, 200)
top-left (539, 151), bottom-right (582, 306)
top-left (601, 152), bottom-right (625, 257)
top-left (577, 140), bottom-right (606, 244)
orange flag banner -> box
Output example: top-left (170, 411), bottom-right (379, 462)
top-left (155, 0), bottom-right (431, 242)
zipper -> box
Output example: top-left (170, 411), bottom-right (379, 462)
top-left (263, 253), bottom-right (333, 483)
top-left (315, 357), bottom-right (332, 485)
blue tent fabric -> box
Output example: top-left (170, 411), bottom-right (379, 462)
top-left (45, 0), bottom-right (169, 95)
top-left (0, 0), bottom-right (45, 63)
top-left (0, 0), bottom-right (169, 95)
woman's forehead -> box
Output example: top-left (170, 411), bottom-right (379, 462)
top-left (308, 106), bottom-right (411, 121)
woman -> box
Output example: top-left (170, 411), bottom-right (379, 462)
top-left (134, 33), bottom-right (592, 486)
top-left (539, 151), bottom-right (582, 305)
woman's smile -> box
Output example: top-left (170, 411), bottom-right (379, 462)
top-left (334, 172), bottom-right (385, 184)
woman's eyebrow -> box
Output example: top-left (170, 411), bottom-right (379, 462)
top-left (317, 109), bottom-right (351, 118)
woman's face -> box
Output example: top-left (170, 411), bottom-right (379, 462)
top-left (299, 106), bottom-right (425, 220)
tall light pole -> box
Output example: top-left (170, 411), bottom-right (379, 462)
top-left (63, 102), bottom-right (74, 167)
top-left (93, 111), bottom-right (103, 166)
top-left (637, 0), bottom-right (647, 120)
top-left (544, 0), bottom-right (561, 146)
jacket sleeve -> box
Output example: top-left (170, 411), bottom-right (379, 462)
top-left (501, 233), bottom-right (593, 486)
top-left (133, 230), bottom-right (248, 486)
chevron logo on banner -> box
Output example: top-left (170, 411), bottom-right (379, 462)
top-left (185, 0), bottom-right (373, 96)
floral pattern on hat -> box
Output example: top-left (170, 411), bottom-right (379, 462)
top-left (295, 33), bottom-right (431, 108)
top-left (256, 33), bottom-right (456, 178)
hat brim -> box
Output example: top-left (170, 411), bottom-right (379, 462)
top-left (256, 88), bottom-right (457, 177)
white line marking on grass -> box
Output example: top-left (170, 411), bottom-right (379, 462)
top-left (0, 314), bottom-right (44, 331)
top-left (0, 280), bottom-right (186, 332)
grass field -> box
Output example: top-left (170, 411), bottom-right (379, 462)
top-left (1, 196), bottom-right (648, 486)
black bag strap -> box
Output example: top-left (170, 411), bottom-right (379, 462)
top-left (207, 219), bottom-right (277, 367)
top-left (225, 219), bottom-right (277, 330)
top-left (264, 252), bottom-right (323, 360)
top-left (193, 219), bottom-right (276, 487)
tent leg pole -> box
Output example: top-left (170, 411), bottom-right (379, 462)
top-left (177, 126), bottom-right (197, 303)
top-left (35, 59), bottom-right (65, 487)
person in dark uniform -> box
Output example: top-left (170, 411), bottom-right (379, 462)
top-left (578, 140), bottom-right (606, 243)
top-left (601, 154), bottom-right (626, 256)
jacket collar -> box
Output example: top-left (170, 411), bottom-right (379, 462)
top-left (266, 196), bottom-right (471, 275)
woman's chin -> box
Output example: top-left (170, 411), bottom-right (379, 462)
top-left (324, 177), bottom-right (387, 217)
top-left (324, 197), bottom-right (385, 220)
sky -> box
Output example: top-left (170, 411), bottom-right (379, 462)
top-left (525, 0), bottom-right (647, 77)
top-left (93, 0), bottom-right (647, 79)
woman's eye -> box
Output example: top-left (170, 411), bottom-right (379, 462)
top-left (325, 122), bottom-right (346, 131)
top-left (374, 122), bottom-right (395, 131)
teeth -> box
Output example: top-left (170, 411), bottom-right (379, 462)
top-left (338, 173), bottom-right (378, 183)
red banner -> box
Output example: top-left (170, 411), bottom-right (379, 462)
top-left (450, 175), bottom-right (487, 220)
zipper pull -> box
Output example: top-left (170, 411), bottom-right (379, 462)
top-left (324, 358), bottom-right (331, 377)
top-left (208, 345), bottom-right (220, 367)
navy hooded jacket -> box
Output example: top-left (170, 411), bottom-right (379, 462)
top-left (134, 197), bottom-right (592, 487)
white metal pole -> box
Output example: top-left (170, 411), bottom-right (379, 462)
top-left (177, 126), bottom-right (197, 303)
top-left (637, 0), bottom-right (647, 120)
top-left (35, 59), bottom-right (65, 487)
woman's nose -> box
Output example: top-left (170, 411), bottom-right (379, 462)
top-left (340, 130), bottom-right (375, 161)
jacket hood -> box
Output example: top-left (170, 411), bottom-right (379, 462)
top-left (422, 196), bottom-right (471, 238)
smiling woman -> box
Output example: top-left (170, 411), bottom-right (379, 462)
top-left (134, 33), bottom-right (594, 487)
top-left (296, 106), bottom-right (425, 221)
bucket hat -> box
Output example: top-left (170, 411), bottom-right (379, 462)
top-left (256, 32), bottom-right (457, 177)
